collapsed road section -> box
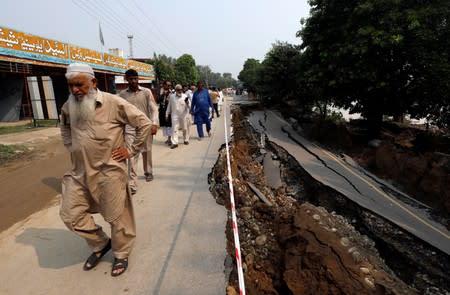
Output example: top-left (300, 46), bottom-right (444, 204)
top-left (249, 110), bottom-right (450, 256)
top-left (209, 105), bottom-right (449, 295)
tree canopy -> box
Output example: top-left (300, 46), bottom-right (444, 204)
top-left (174, 54), bottom-right (199, 86)
top-left (150, 54), bottom-right (237, 88)
top-left (238, 58), bottom-right (261, 93)
top-left (238, 0), bottom-right (450, 129)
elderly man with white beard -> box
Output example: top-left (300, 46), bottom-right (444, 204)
top-left (59, 63), bottom-right (151, 277)
top-left (165, 84), bottom-right (191, 148)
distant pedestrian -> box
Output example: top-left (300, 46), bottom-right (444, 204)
top-left (218, 88), bottom-right (224, 113)
top-left (210, 87), bottom-right (220, 118)
top-left (166, 84), bottom-right (191, 148)
top-left (59, 63), bottom-right (152, 277)
top-left (158, 80), bottom-right (173, 145)
top-left (191, 80), bottom-right (213, 140)
top-left (186, 85), bottom-right (196, 124)
top-left (119, 68), bottom-right (159, 191)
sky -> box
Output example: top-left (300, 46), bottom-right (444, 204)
top-left (1, 0), bottom-right (311, 79)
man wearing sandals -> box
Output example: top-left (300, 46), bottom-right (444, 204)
top-left (59, 63), bottom-right (151, 276)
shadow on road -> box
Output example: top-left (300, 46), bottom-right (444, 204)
top-left (15, 227), bottom-right (89, 269)
top-left (42, 177), bottom-right (62, 194)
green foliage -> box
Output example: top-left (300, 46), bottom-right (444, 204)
top-left (152, 53), bottom-right (175, 83)
top-left (0, 121), bottom-right (55, 135)
top-left (174, 54), bottom-right (199, 86)
top-left (196, 65), bottom-right (237, 88)
top-left (257, 42), bottom-right (303, 105)
top-left (238, 58), bottom-right (261, 92)
top-left (0, 144), bottom-right (29, 164)
top-left (152, 53), bottom-right (237, 88)
top-left (217, 73), bottom-right (236, 89)
top-left (196, 65), bottom-right (212, 84)
top-left (0, 125), bottom-right (29, 135)
top-left (297, 0), bottom-right (450, 130)
top-left (237, 0), bottom-right (449, 130)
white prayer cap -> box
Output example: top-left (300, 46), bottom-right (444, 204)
top-left (175, 84), bottom-right (182, 90)
top-left (66, 63), bottom-right (95, 77)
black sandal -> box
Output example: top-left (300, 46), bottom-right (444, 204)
top-left (83, 239), bottom-right (111, 271)
top-left (111, 257), bottom-right (128, 277)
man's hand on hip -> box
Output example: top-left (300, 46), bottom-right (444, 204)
top-left (112, 147), bottom-right (130, 162)
top-left (151, 124), bottom-right (158, 135)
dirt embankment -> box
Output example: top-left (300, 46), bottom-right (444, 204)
top-left (300, 118), bottom-right (450, 220)
top-left (209, 106), bottom-right (450, 294)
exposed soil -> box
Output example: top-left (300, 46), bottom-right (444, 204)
top-left (209, 105), bottom-right (449, 295)
top-left (0, 135), bottom-right (68, 232)
top-left (296, 114), bottom-right (450, 220)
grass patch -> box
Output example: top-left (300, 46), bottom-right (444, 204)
top-left (0, 125), bottom-right (31, 135)
top-left (0, 120), bottom-right (58, 135)
top-left (0, 144), bottom-right (30, 164)
top-left (33, 119), bottom-right (59, 127)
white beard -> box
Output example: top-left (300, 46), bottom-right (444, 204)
top-left (68, 89), bottom-right (97, 125)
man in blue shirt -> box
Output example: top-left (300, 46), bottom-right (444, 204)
top-left (191, 81), bottom-right (213, 140)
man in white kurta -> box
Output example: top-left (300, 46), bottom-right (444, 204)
top-left (166, 84), bottom-right (190, 148)
top-left (119, 69), bottom-right (158, 192)
top-left (60, 63), bottom-right (151, 276)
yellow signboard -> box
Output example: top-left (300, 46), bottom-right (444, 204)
top-left (69, 44), bottom-right (103, 65)
top-left (128, 59), bottom-right (153, 73)
top-left (0, 27), bottom-right (68, 59)
top-left (0, 26), bottom-right (154, 77)
top-left (103, 52), bottom-right (127, 69)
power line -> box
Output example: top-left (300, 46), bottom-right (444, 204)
top-left (70, 0), bottom-right (127, 47)
top-left (95, 0), bottom-right (163, 54)
top-left (72, 0), bottom-right (144, 54)
top-left (130, 0), bottom-right (183, 55)
top-left (76, 0), bottom-right (154, 54)
top-left (115, 0), bottom-right (178, 55)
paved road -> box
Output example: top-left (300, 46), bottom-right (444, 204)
top-left (248, 110), bottom-right (450, 255)
top-left (0, 103), bottom-right (231, 294)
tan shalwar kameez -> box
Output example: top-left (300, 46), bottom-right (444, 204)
top-left (119, 86), bottom-right (158, 189)
top-left (59, 90), bottom-right (151, 259)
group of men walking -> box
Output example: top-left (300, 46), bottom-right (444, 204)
top-left (58, 63), bottom-right (223, 278)
top-left (158, 80), bottom-right (223, 147)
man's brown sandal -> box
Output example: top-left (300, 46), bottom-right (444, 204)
top-left (111, 257), bottom-right (128, 277)
top-left (83, 239), bottom-right (111, 271)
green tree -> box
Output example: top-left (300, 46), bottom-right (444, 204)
top-left (298, 0), bottom-right (450, 130)
top-left (217, 73), bottom-right (236, 89)
top-left (152, 53), bottom-right (175, 83)
top-left (196, 65), bottom-right (213, 85)
top-left (403, 1), bottom-right (450, 127)
top-left (238, 58), bottom-right (261, 93)
top-left (174, 54), bottom-right (199, 86)
top-left (257, 41), bottom-right (302, 105)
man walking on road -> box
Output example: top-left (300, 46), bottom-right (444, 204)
top-left (209, 87), bottom-right (220, 118)
top-left (158, 81), bottom-right (173, 146)
top-left (185, 84), bottom-right (196, 124)
top-left (59, 63), bottom-right (152, 277)
top-left (119, 69), bottom-right (159, 192)
top-left (165, 84), bottom-right (190, 148)
top-left (191, 80), bottom-right (213, 140)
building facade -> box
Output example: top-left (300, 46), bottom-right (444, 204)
top-left (0, 26), bottom-right (155, 122)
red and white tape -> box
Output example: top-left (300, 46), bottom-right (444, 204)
top-left (223, 98), bottom-right (246, 295)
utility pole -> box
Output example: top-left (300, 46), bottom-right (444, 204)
top-left (127, 34), bottom-right (134, 58)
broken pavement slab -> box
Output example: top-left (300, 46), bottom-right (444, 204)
top-left (263, 153), bottom-right (282, 190)
top-left (247, 182), bottom-right (273, 206)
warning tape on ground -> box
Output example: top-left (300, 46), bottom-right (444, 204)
top-left (223, 98), bottom-right (246, 295)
